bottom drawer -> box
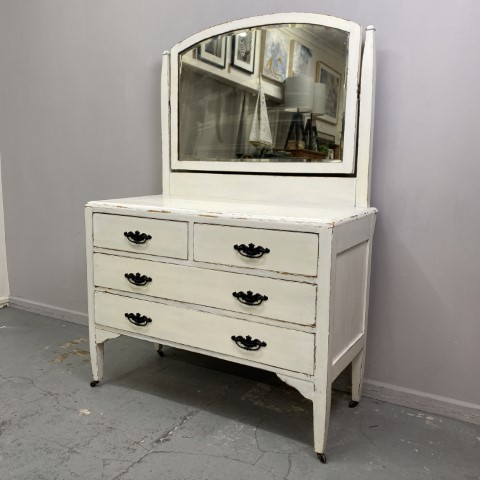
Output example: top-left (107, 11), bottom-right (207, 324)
top-left (95, 292), bottom-right (314, 375)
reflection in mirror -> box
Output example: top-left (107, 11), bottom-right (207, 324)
top-left (178, 24), bottom-right (348, 163)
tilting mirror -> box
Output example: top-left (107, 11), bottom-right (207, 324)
top-left (178, 24), bottom-right (349, 164)
top-left (168, 15), bottom-right (361, 175)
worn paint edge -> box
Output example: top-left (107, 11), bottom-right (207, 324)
top-left (362, 379), bottom-right (480, 426)
top-left (9, 297), bottom-right (88, 326)
top-left (0, 296), bottom-right (9, 308)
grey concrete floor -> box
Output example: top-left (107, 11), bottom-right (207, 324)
top-left (0, 307), bottom-right (478, 480)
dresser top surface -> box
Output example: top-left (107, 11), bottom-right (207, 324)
top-left (87, 195), bottom-right (376, 226)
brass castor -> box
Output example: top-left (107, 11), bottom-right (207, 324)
top-left (349, 400), bottom-right (359, 408)
top-left (90, 380), bottom-right (100, 387)
top-left (317, 452), bottom-right (327, 464)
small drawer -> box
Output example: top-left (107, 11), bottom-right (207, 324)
top-left (94, 253), bottom-right (316, 325)
top-left (93, 214), bottom-right (188, 259)
top-left (95, 292), bottom-right (314, 375)
top-left (194, 224), bottom-right (318, 276)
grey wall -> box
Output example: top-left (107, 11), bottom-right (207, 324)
top-left (0, 1), bottom-right (479, 407)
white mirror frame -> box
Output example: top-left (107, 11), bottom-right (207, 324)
top-left (168, 13), bottom-right (362, 175)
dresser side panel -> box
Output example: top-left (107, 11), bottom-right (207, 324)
top-left (331, 214), bottom-right (375, 362)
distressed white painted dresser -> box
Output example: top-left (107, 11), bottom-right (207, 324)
top-left (86, 13), bottom-right (376, 463)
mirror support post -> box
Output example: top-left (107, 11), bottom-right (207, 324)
top-left (161, 50), bottom-right (171, 195)
top-left (355, 26), bottom-right (376, 208)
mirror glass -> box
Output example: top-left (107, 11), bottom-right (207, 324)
top-left (178, 24), bottom-right (349, 164)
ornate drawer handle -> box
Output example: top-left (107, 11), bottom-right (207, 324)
top-left (233, 243), bottom-right (270, 258)
top-left (231, 335), bottom-right (267, 351)
top-left (125, 312), bottom-right (152, 326)
top-left (124, 230), bottom-right (152, 244)
top-left (124, 272), bottom-right (152, 286)
top-left (232, 290), bottom-right (268, 306)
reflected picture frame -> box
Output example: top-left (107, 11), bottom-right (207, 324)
top-left (288, 40), bottom-right (313, 77)
top-left (317, 131), bottom-right (336, 145)
top-left (231, 31), bottom-right (256, 74)
top-left (261, 29), bottom-right (289, 83)
top-left (316, 62), bottom-right (341, 124)
top-left (197, 36), bottom-right (227, 68)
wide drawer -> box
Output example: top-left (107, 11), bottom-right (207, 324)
top-left (194, 224), bottom-right (318, 276)
top-left (94, 253), bottom-right (316, 325)
top-left (95, 292), bottom-right (314, 375)
top-left (93, 214), bottom-right (188, 259)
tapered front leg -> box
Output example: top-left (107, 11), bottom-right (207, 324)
top-left (90, 339), bottom-right (104, 387)
top-left (351, 348), bottom-right (366, 405)
top-left (313, 380), bottom-right (332, 462)
top-left (89, 329), bottom-right (120, 386)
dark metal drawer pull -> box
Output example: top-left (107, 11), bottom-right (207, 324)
top-left (125, 312), bottom-right (152, 326)
top-left (232, 290), bottom-right (268, 306)
top-left (124, 272), bottom-right (152, 286)
top-left (124, 230), bottom-right (152, 244)
top-left (233, 243), bottom-right (270, 258)
top-left (231, 335), bottom-right (267, 351)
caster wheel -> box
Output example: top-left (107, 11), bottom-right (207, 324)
top-left (317, 453), bottom-right (327, 464)
top-left (157, 349), bottom-right (164, 357)
top-left (90, 380), bottom-right (100, 387)
top-left (349, 400), bottom-right (359, 408)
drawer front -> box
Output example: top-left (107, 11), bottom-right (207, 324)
top-left (94, 253), bottom-right (316, 325)
top-left (194, 224), bottom-right (318, 276)
top-left (93, 214), bottom-right (188, 259)
top-left (95, 292), bottom-right (314, 375)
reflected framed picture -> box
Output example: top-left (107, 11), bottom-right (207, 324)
top-left (317, 131), bottom-right (336, 146)
top-left (288, 40), bottom-right (313, 77)
top-left (232, 31), bottom-right (256, 74)
top-left (316, 62), bottom-right (341, 123)
top-left (261, 29), bottom-right (289, 83)
top-left (197, 36), bottom-right (227, 68)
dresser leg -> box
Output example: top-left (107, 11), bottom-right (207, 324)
top-left (313, 381), bottom-right (332, 462)
top-left (351, 348), bottom-right (365, 404)
top-left (90, 342), bottom-right (105, 385)
top-left (153, 342), bottom-right (164, 357)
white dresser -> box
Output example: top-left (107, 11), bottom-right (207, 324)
top-left (86, 13), bottom-right (376, 463)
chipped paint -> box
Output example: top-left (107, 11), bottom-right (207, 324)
top-left (50, 353), bottom-right (69, 363)
top-left (73, 349), bottom-right (90, 357)
top-left (50, 343), bottom-right (89, 363)
top-left (60, 338), bottom-right (87, 349)
top-left (147, 209), bottom-right (172, 214)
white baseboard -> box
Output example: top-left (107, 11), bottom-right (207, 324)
top-left (4, 297), bottom-right (480, 425)
top-left (8, 296), bottom-right (88, 326)
top-left (362, 379), bottom-right (480, 425)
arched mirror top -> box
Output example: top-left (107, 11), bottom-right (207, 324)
top-left (166, 13), bottom-right (364, 176)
